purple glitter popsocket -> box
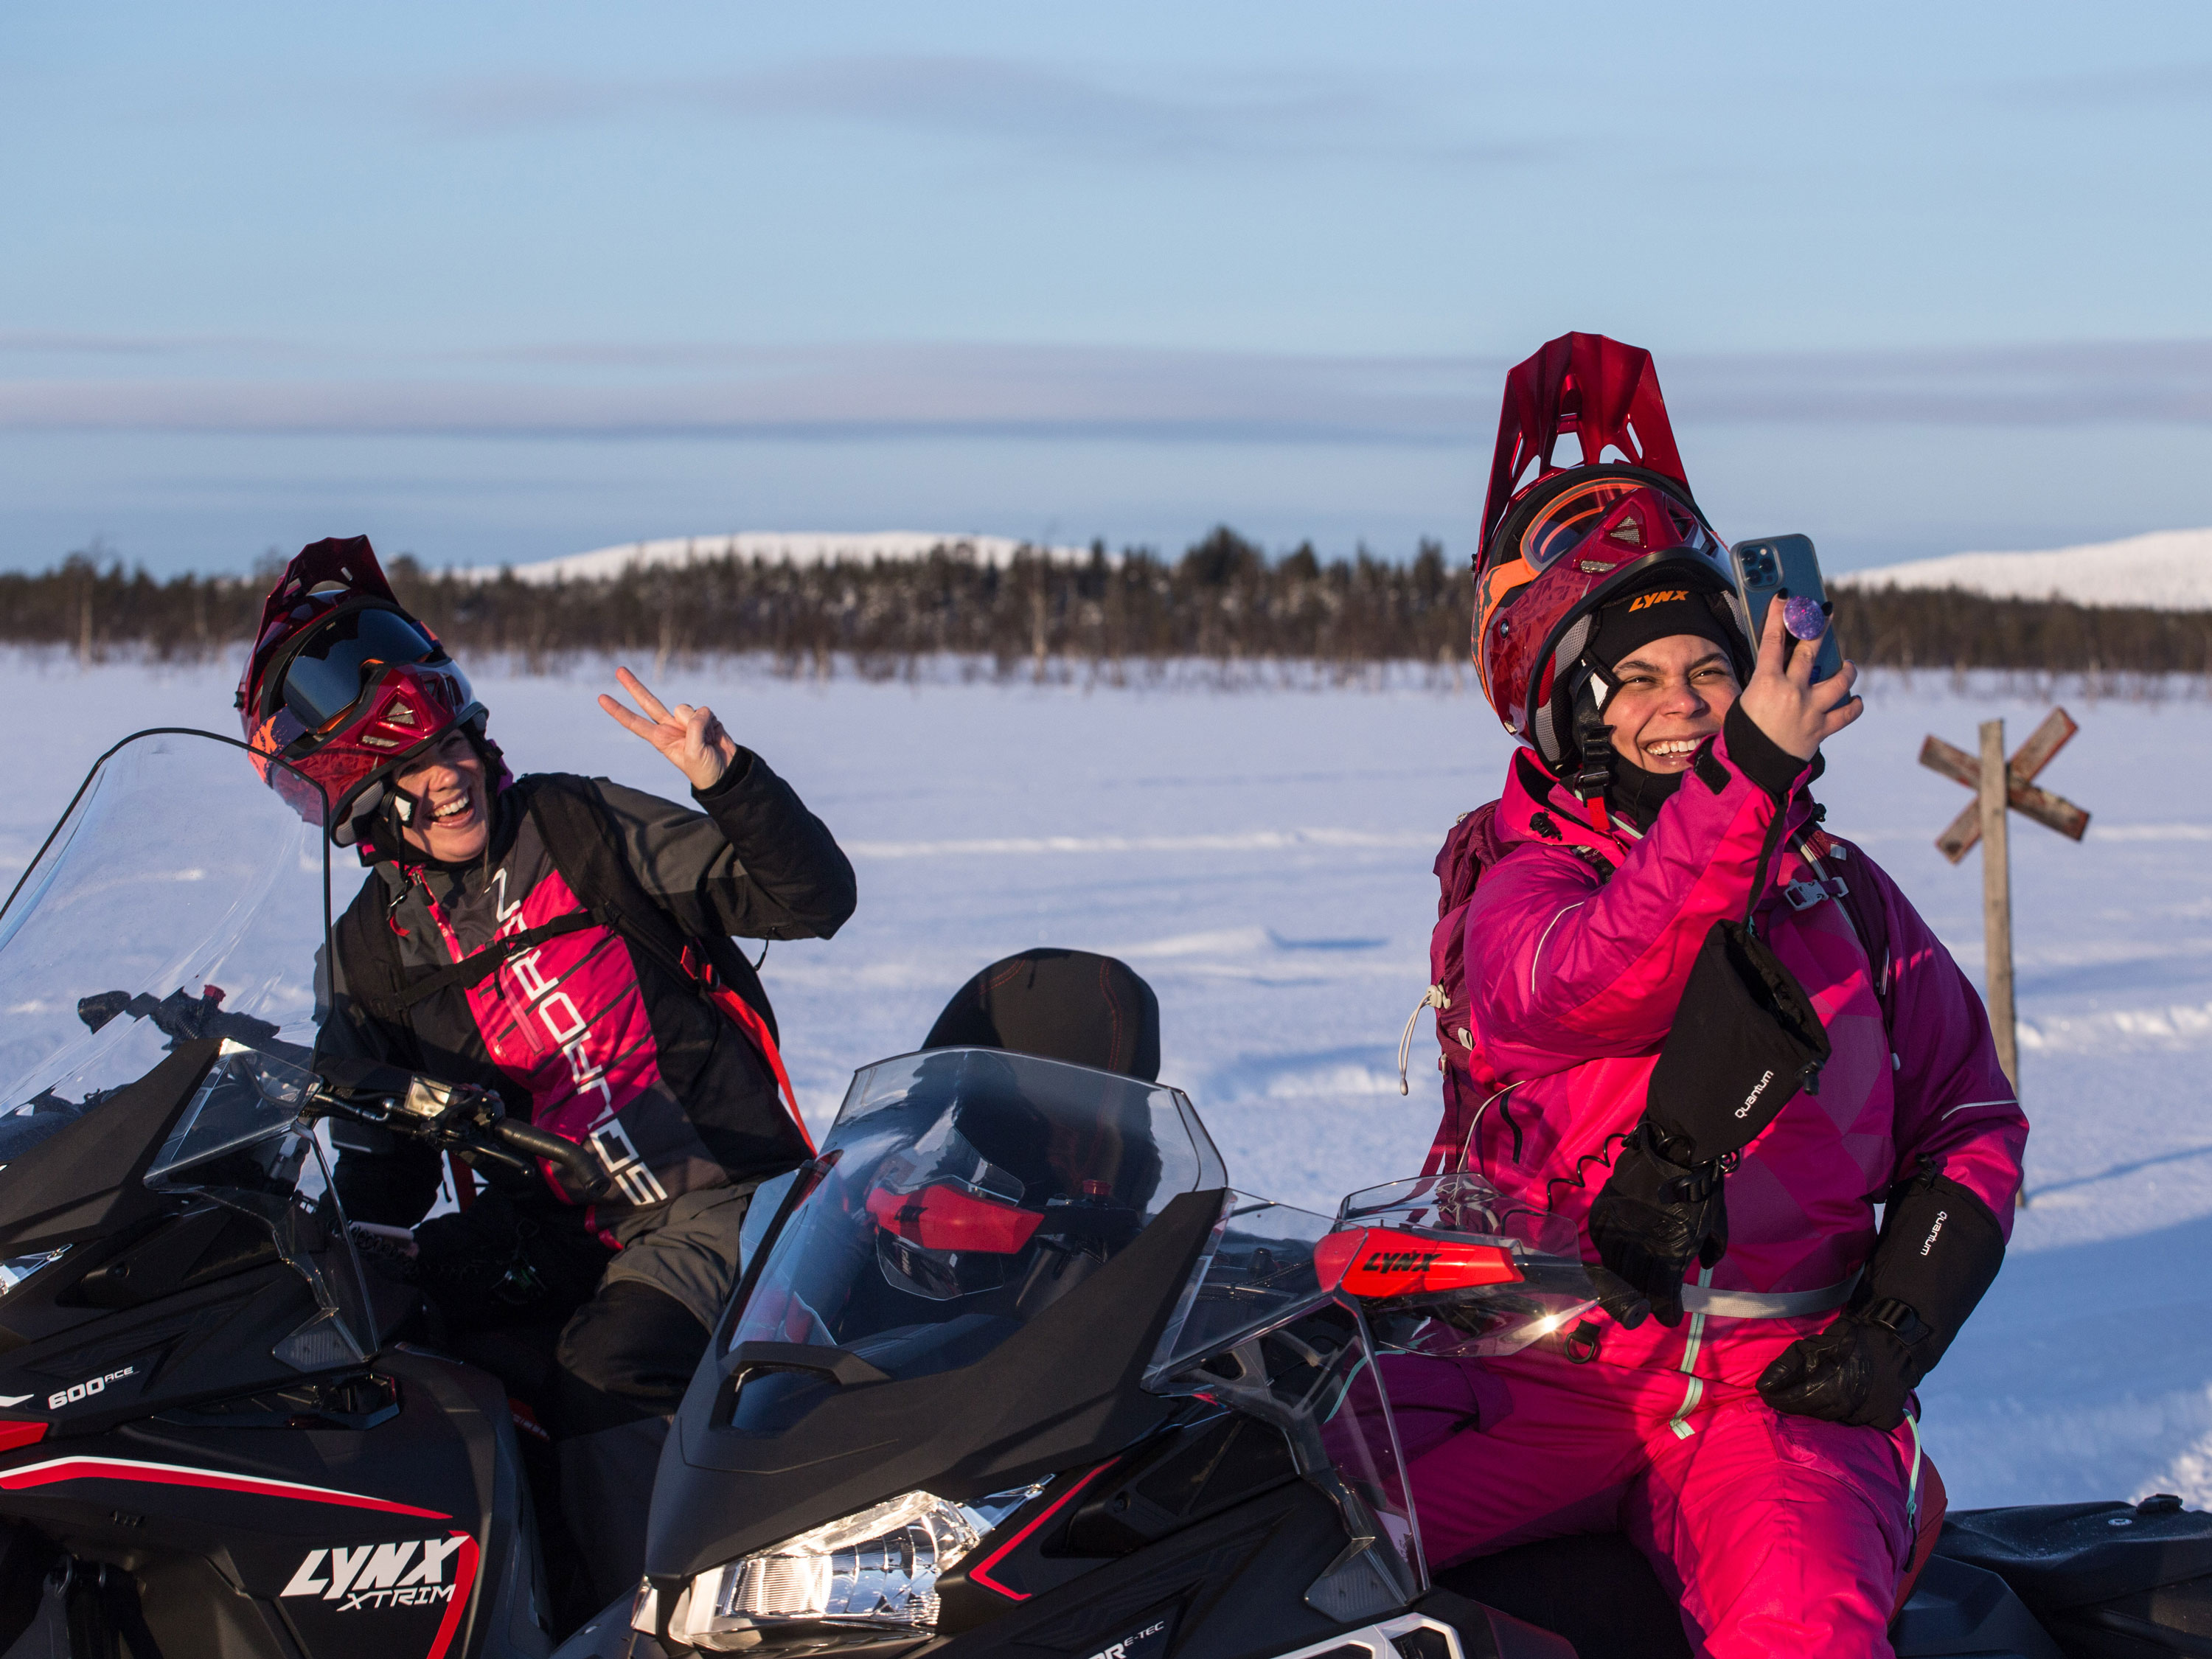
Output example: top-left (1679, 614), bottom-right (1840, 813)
top-left (1782, 594), bottom-right (1829, 641)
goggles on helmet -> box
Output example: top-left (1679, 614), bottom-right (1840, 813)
top-left (1478, 483), bottom-right (1746, 772)
top-left (265, 605), bottom-right (447, 736)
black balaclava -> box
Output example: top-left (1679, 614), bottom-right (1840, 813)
top-left (1590, 578), bottom-right (1739, 829)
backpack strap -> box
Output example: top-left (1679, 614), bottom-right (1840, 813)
top-left (523, 775), bottom-right (815, 1153)
top-left (333, 874), bottom-right (414, 1029)
top-left (382, 913), bottom-right (604, 1012)
top-left (1808, 834), bottom-right (1896, 1036)
top-left (330, 872), bottom-right (437, 1078)
top-left (521, 775), bottom-right (703, 987)
top-left (1566, 844), bottom-right (1615, 886)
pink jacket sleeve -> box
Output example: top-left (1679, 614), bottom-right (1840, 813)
top-left (1854, 850), bottom-right (2028, 1242)
top-left (1467, 723), bottom-right (1804, 1067)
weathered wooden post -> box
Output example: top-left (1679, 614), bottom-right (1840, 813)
top-left (1978, 720), bottom-right (2018, 1090)
top-left (1919, 707), bottom-right (2093, 1204)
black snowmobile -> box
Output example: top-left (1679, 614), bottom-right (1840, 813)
top-left (0, 728), bottom-right (604, 1658)
top-left (562, 995), bottom-right (2212, 1659)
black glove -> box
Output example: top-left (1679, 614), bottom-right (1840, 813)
top-left (1644, 917), bottom-right (1830, 1154)
top-left (1586, 1123), bottom-right (1728, 1329)
top-left (1752, 1303), bottom-right (1924, 1429)
top-left (1759, 1163), bottom-right (2006, 1429)
top-left (1587, 913), bottom-right (1834, 1329)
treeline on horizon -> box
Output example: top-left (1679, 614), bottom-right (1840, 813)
top-left (2, 529), bottom-right (2208, 681)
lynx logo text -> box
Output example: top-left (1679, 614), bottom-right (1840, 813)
top-left (282, 1539), bottom-right (467, 1613)
top-left (48, 1366), bottom-right (136, 1411)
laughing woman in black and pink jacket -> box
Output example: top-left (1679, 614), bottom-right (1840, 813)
top-left (240, 536), bottom-right (855, 1609)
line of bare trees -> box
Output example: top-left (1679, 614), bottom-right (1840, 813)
top-left (4, 532), bottom-right (2208, 681)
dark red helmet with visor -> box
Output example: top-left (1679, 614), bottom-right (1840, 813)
top-left (1470, 333), bottom-right (1750, 806)
top-left (236, 536), bottom-right (489, 844)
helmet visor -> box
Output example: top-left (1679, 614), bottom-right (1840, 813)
top-left (1513, 473), bottom-right (1717, 577)
top-left (279, 608), bottom-right (443, 733)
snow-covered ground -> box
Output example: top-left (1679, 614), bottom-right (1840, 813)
top-left (3, 653), bottom-right (2206, 1512)
top-left (1840, 526), bottom-right (2212, 609)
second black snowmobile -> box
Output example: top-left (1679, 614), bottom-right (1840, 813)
top-left (564, 1014), bottom-right (2212, 1659)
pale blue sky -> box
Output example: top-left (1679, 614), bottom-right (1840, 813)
top-left (6, 2), bottom-right (2212, 574)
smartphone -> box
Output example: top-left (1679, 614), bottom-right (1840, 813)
top-left (1729, 534), bottom-right (1845, 682)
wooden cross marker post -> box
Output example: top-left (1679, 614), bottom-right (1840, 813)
top-left (1916, 708), bottom-right (2091, 1100)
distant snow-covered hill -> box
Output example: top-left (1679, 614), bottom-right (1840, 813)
top-left (1838, 527), bottom-right (2212, 610)
top-left (470, 530), bottom-right (1093, 585)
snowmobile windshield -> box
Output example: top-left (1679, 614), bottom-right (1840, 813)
top-left (0, 730), bottom-right (352, 1336)
top-left (724, 1046), bottom-right (1226, 1431)
top-left (142, 1042), bottom-right (380, 1368)
top-left (0, 729), bottom-right (331, 1132)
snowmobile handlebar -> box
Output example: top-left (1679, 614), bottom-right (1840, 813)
top-left (308, 1059), bottom-right (606, 1194)
top-left (488, 1117), bottom-right (604, 1189)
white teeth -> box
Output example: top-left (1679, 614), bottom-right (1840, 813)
top-left (1646, 740), bottom-right (1699, 757)
top-left (433, 797), bottom-right (470, 820)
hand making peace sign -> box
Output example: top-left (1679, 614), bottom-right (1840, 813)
top-left (597, 667), bottom-right (739, 792)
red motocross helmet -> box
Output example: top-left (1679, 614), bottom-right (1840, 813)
top-left (236, 536), bottom-right (490, 844)
top-left (1471, 334), bottom-right (1750, 798)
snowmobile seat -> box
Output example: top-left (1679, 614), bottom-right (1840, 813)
top-left (1932, 1494), bottom-right (2212, 1653)
top-left (924, 948), bottom-right (1161, 1081)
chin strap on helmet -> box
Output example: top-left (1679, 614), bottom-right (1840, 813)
top-left (1569, 672), bottom-right (1614, 832)
top-left (330, 783), bottom-right (386, 849)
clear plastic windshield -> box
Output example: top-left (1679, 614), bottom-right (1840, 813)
top-left (0, 731), bottom-right (361, 1360)
top-left (147, 1042), bottom-right (378, 1368)
top-left (726, 1046), bottom-right (1226, 1431)
top-left (0, 729), bottom-right (331, 1155)
top-left (1335, 1173), bottom-right (1599, 1359)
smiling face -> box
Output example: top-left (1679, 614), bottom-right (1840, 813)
top-left (1601, 633), bottom-right (1743, 772)
top-left (391, 729), bottom-right (490, 861)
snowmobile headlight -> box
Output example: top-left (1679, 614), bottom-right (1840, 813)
top-left (0, 1247), bottom-right (68, 1295)
top-left (639, 1484), bottom-right (1041, 1650)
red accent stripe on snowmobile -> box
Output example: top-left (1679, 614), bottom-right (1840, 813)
top-left (967, 1460), bottom-right (1118, 1601)
top-left (0, 1456), bottom-right (451, 1518)
top-left (1314, 1227), bottom-right (1522, 1297)
top-left (424, 1530), bottom-right (480, 1659)
top-left (0, 1423), bottom-right (44, 1453)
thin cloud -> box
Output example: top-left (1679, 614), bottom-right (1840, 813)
top-left (1669, 341), bottom-right (2212, 426)
top-left (0, 346), bottom-right (1481, 444)
top-left (2001, 61), bottom-right (2212, 108)
top-left (10, 339), bottom-right (2212, 440)
top-left (0, 331), bottom-right (308, 359)
top-left (413, 55), bottom-right (1526, 166)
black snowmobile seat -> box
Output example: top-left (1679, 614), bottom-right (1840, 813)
top-left (924, 948), bottom-right (1162, 1082)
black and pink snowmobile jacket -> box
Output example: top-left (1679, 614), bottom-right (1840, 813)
top-left (317, 750), bottom-right (855, 1245)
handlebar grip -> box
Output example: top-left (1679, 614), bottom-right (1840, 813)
top-left (492, 1119), bottom-right (603, 1189)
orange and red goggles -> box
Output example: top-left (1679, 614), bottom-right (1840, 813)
top-left (1475, 480), bottom-right (1726, 742)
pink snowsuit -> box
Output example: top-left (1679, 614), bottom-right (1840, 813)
top-left (1407, 731), bottom-right (2027, 1657)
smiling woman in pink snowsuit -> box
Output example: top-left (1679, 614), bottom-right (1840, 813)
top-left (1407, 335), bottom-right (2027, 1658)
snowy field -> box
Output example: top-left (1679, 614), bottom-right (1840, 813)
top-left (2, 652), bottom-right (2208, 1514)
